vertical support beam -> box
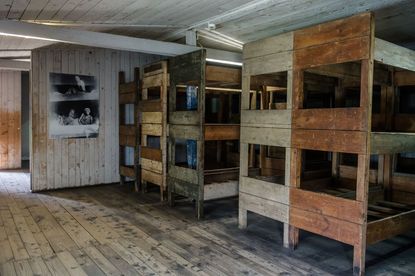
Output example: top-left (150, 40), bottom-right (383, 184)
top-left (134, 67), bottom-right (141, 192)
top-left (289, 148), bottom-right (301, 249)
top-left (354, 16), bottom-right (375, 272)
top-left (289, 69), bottom-right (304, 250)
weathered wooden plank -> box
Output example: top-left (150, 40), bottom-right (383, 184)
top-left (204, 124), bottom-right (240, 141)
top-left (169, 111), bottom-right (200, 125)
top-left (290, 207), bottom-right (361, 245)
top-left (138, 99), bottom-right (162, 112)
top-left (142, 124), bottom-right (162, 136)
top-left (293, 13), bottom-right (371, 49)
top-left (141, 147), bottom-right (162, 162)
top-left (241, 110), bottom-right (291, 128)
top-left (394, 70), bottom-right (415, 86)
top-left (292, 108), bottom-right (366, 131)
top-left (119, 166), bottom-right (135, 178)
top-left (205, 65), bottom-right (241, 84)
top-left (141, 158), bottom-right (162, 174)
top-left (142, 73), bottom-right (163, 89)
top-left (142, 169), bottom-right (163, 186)
top-left (142, 112), bottom-right (162, 124)
top-left (294, 36), bottom-right (370, 69)
top-left (370, 132), bottom-right (415, 154)
top-left (244, 51), bottom-right (292, 75)
top-left (391, 174), bottom-right (415, 194)
top-left (366, 210), bottom-right (415, 245)
top-left (119, 92), bottom-right (136, 104)
top-left (374, 38), bottom-right (415, 72)
top-left (119, 134), bottom-right (136, 147)
top-left (169, 165), bottom-right (198, 184)
top-left (119, 82), bottom-right (136, 94)
top-left (169, 125), bottom-right (201, 140)
top-left (204, 180), bottom-right (238, 201)
top-left (240, 192), bottom-right (289, 223)
top-left (241, 127), bottom-right (291, 147)
top-left (240, 176), bottom-right (288, 204)
top-left (292, 129), bottom-right (367, 154)
top-left (290, 188), bottom-right (364, 224)
top-left (119, 125), bottom-right (136, 136)
top-left (169, 177), bottom-right (199, 199)
top-left (244, 32), bottom-right (294, 60)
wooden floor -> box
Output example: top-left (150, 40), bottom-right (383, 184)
top-left (0, 171), bottom-right (414, 276)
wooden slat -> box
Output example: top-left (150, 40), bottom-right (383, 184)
top-left (119, 134), bottom-right (136, 147)
top-left (119, 82), bottom-right (136, 94)
top-left (289, 207), bottom-right (361, 245)
top-left (366, 210), bottom-right (415, 245)
top-left (142, 74), bottom-right (163, 89)
top-left (244, 32), bottom-right (293, 59)
top-left (119, 92), bottom-right (136, 104)
top-left (142, 112), bottom-right (162, 124)
top-left (141, 158), bottom-right (162, 174)
top-left (141, 147), bottom-right (162, 162)
top-left (241, 127), bottom-right (291, 147)
top-left (370, 132), bottom-right (415, 154)
top-left (142, 124), bottom-right (162, 136)
top-left (293, 13), bottom-right (371, 49)
top-left (204, 124), bottom-right (240, 140)
top-left (169, 165), bottom-right (199, 184)
top-left (292, 108), bottom-right (366, 131)
top-left (292, 129), bottom-right (367, 154)
top-left (290, 188), bottom-right (364, 224)
top-left (394, 70), bottom-right (415, 86)
top-left (204, 180), bottom-right (238, 200)
top-left (141, 169), bottom-right (163, 186)
top-left (374, 38), bottom-right (415, 72)
top-left (120, 166), bottom-right (135, 178)
top-left (240, 193), bottom-right (289, 223)
top-left (294, 36), bottom-right (370, 69)
top-left (138, 99), bottom-right (162, 112)
top-left (240, 176), bottom-right (288, 204)
top-left (241, 110), bottom-right (291, 128)
top-left (205, 65), bottom-right (241, 84)
top-left (169, 111), bottom-right (200, 125)
top-left (168, 125), bottom-right (201, 140)
top-left (244, 51), bottom-right (292, 76)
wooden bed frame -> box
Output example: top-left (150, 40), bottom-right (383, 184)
top-left (239, 12), bottom-right (415, 275)
top-left (167, 49), bottom-right (242, 219)
top-left (119, 68), bottom-right (140, 191)
top-left (138, 61), bottom-right (169, 200)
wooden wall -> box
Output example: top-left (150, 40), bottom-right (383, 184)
top-left (31, 45), bottom-right (160, 191)
top-left (0, 70), bottom-right (21, 169)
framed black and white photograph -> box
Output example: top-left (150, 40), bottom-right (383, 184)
top-left (48, 73), bottom-right (99, 139)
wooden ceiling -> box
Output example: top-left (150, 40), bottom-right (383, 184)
top-left (0, 0), bottom-right (414, 54)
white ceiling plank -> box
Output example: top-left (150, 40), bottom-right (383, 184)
top-left (35, 0), bottom-right (70, 20)
top-left (21, 0), bottom-right (50, 20)
top-left (0, 20), bottom-right (198, 56)
top-left (7, 0), bottom-right (30, 19)
top-left (0, 58), bottom-right (30, 70)
top-left (0, 0), bottom-right (13, 19)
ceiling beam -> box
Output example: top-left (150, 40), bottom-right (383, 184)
top-left (0, 20), bottom-right (199, 56)
top-left (0, 59), bottom-right (30, 71)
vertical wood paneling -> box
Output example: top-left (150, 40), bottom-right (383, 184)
top-left (0, 70), bottom-right (21, 169)
top-left (31, 45), bottom-right (161, 191)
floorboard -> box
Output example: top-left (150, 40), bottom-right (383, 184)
top-left (0, 171), bottom-right (414, 275)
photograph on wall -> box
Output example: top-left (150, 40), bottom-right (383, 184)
top-left (48, 73), bottom-right (99, 139)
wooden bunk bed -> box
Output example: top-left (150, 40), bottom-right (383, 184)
top-left (239, 12), bottom-right (415, 276)
top-left (238, 33), bottom-right (293, 247)
top-left (287, 13), bottom-right (415, 276)
top-left (167, 49), bottom-right (242, 219)
top-left (119, 68), bottom-right (140, 191)
top-left (138, 61), bottom-right (169, 200)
